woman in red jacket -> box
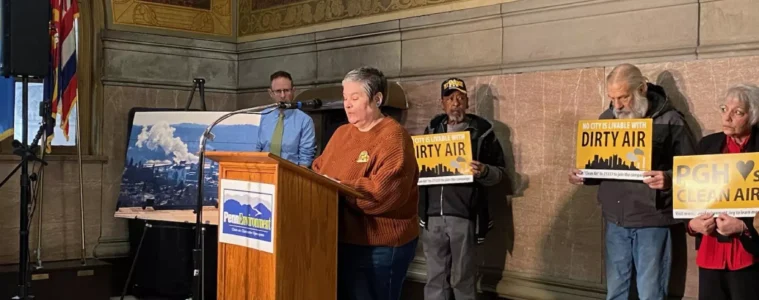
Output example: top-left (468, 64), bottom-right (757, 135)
top-left (688, 83), bottom-right (759, 299)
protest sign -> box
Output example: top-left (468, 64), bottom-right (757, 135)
top-left (575, 119), bottom-right (652, 180)
top-left (673, 152), bottom-right (759, 218)
top-left (412, 131), bottom-right (473, 185)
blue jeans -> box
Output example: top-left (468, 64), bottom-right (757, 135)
top-left (337, 238), bottom-right (419, 300)
top-left (605, 221), bottom-right (671, 300)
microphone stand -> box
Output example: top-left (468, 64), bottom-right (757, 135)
top-left (0, 76), bottom-right (48, 300)
top-left (189, 103), bottom-right (279, 300)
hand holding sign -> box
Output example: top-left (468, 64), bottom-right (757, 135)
top-left (715, 213), bottom-right (747, 236)
top-left (568, 169), bottom-right (584, 185)
top-left (470, 161), bottom-right (486, 177)
top-left (688, 213), bottom-right (716, 235)
top-left (643, 170), bottom-right (670, 190)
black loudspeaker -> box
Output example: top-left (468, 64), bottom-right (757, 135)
top-left (1, 0), bottom-right (50, 77)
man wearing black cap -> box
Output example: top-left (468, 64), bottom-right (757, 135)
top-left (418, 78), bottom-right (506, 300)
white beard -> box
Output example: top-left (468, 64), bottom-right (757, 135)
top-left (614, 92), bottom-right (649, 119)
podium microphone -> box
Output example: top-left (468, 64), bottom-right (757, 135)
top-left (278, 99), bottom-right (323, 109)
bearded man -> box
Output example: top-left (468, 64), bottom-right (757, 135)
top-left (569, 63), bottom-right (697, 300)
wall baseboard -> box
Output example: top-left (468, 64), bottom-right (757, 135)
top-left (407, 260), bottom-right (697, 300)
top-left (406, 260), bottom-right (606, 300)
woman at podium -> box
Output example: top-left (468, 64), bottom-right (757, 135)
top-left (312, 66), bottom-right (420, 300)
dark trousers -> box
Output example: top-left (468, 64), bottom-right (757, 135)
top-left (698, 264), bottom-right (759, 300)
top-left (422, 216), bottom-right (477, 300)
top-left (337, 238), bottom-right (418, 300)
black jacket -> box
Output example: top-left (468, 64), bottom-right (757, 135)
top-left (692, 127), bottom-right (759, 256)
top-left (418, 114), bottom-right (506, 244)
top-left (585, 83), bottom-right (697, 227)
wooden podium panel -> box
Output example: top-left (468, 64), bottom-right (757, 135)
top-left (207, 152), bottom-right (360, 300)
top-left (216, 161), bottom-right (277, 300)
top-left (275, 166), bottom-right (339, 299)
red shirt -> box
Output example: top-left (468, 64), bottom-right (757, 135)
top-left (689, 135), bottom-right (756, 270)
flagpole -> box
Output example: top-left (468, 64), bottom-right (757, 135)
top-left (76, 92), bottom-right (86, 265)
top-left (73, 15), bottom-right (86, 266)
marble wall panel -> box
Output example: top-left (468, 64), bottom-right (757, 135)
top-left (395, 68), bottom-right (607, 288)
top-left (395, 55), bottom-right (759, 298)
top-left (632, 56), bottom-right (759, 298)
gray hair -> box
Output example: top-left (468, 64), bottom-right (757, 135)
top-left (342, 66), bottom-right (387, 106)
top-left (606, 63), bottom-right (647, 90)
top-left (608, 63), bottom-right (650, 119)
top-left (725, 83), bottom-right (759, 125)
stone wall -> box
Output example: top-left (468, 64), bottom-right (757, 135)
top-left (401, 56), bottom-right (759, 299)
top-left (3, 0), bottom-right (759, 299)
top-left (233, 1), bottom-right (759, 298)
top-left (0, 157), bottom-right (105, 265)
top-left (235, 2), bottom-right (759, 299)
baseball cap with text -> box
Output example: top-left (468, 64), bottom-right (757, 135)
top-left (441, 78), bottom-right (467, 97)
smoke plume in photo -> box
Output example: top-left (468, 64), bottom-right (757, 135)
top-left (134, 122), bottom-right (200, 164)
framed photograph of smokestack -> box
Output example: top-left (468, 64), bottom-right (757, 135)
top-left (575, 118), bottom-right (652, 181)
top-left (114, 108), bottom-right (261, 224)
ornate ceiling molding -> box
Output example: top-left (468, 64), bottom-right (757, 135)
top-left (238, 0), bottom-right (463, 37)
top-left (111, 0), bottom-right (232, 36)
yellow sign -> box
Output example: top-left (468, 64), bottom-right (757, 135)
top-left (412, 131), bottom-right (473, 185)
top-left (575, 119), bottom-right (652, 180)
top-left (673, 152), bottom-right (759, 218)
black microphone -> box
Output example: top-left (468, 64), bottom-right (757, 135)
top-left (277, 99), bottom-right (322, 109)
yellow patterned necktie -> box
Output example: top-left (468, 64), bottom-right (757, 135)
top-left (269, 110), bottom-right (285, 156)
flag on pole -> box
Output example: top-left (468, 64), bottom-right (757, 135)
top-left (43, 0), bottom-right (62, 153)
top-left (58, 0), bottom-right (79, 140)
top-left (0, 76), bottom-right (14, 142)
top-left (43, 0), bottom-right (78, 152)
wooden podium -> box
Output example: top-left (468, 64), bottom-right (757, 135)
top-left (205, 151), bottom-right (361, 300)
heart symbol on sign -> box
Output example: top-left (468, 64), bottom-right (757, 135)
top-left (736, 160), bottom-right (755, 180)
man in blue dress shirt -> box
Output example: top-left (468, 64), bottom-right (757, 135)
top-left (254, 71), bottom-right (316, 167)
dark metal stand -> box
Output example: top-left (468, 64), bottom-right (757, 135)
top-left (0, 76), bottom-right (49, 300)
top-left (185, 78), bottom-right (207, 111)
top-left (120, 221), bottom-right (151, 300)
top-left (186, 77), bottom-right (208, 300)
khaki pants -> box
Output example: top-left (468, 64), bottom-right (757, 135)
top-left (421, 216), bottom-right (477, 300)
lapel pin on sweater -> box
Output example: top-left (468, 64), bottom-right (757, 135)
top-left (357, 151), bottom-right (369, 163)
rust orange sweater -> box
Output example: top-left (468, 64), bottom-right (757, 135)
top-left (312, 117), bottom-right (419, 247)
